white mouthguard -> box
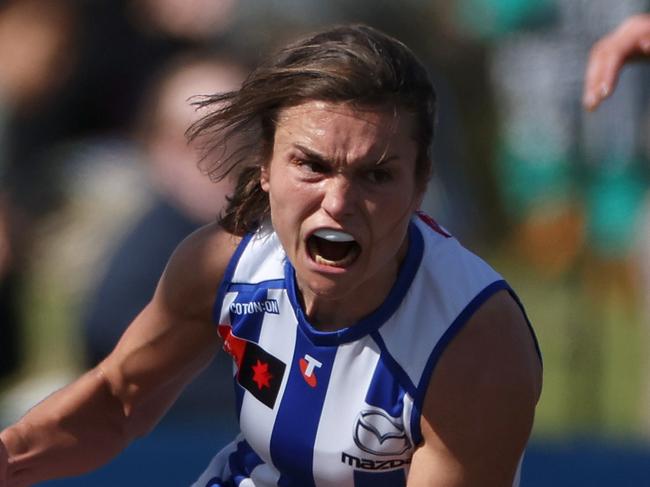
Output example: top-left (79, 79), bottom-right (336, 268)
top-left (313, 229), bottom-right (355, 242)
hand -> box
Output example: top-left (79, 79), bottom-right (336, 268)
top-left (583, 14), bottom-right (650, 111)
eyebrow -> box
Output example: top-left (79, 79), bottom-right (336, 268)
top-left (293, 144), bottom-right (329, 164)
top-left (292, 143), bottom-right (399, 166)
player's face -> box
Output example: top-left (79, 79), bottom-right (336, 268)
top-left (261, 101), bottom-right (424, 324)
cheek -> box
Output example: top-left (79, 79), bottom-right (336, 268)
top-left (375, 187), bottom-right (419, 219)
top-left (272, 175), bottom-right (320, 210)
top-left (367, 189), bottom-right (419, 243)
top-left (267, 179), bottom-right (305, 230)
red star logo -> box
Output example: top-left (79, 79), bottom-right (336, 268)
top-left (251, 359), bottom-right (273, 390)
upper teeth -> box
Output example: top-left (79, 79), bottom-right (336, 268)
top-left (314, 229), bottom-right (355, 242)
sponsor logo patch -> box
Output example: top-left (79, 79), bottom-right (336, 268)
top-left (229, 299), bottom-right (280, 315)
top-left (353, 409), bottom-right (412, 457)
top-left (218, 325), bottom-right (285, 409)
top-left (299, 354), bottom-right (322, 388)
top-left (340, 452), bottom-right (411, 471)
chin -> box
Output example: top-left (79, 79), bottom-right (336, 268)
top-left (302, 272), bottom-right (355, 299)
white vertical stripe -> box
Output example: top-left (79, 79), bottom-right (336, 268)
top-left (257, 289), bottom-right (298, 356)
top-left (233, 232), bottom-right (286, 283)
top-left (401, 393), bottom-right (415, 451)
top-left (379, 226), bottom-right (502, 387)
top-left (312, 338), bottom-right (381, 487)
top-left (239, 289), bottom-right (298, 469)
top-left (219, 291), bottom-right (237, 324)
top-left (379, 270), bottom-right (448, 387)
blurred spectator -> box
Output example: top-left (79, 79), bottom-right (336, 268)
top-left (0, 0), bottom-right (77, 111)
top-left (80, 53), bottom-right (246, 416)
top-left (0, 0), bottom-right (244, 413)
top-left (129, 0), bottom-right (239, 41)
top-left (1, 51), bottom-right (246, 422)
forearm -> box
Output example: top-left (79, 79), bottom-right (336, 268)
top-left (0, 368), bottom-right (136, 487)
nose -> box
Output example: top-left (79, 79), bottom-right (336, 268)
top-left (321, 175), bottom-right (356, 219)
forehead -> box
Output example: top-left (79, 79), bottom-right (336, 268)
top-left (273, 101), bottom-right (416, 161)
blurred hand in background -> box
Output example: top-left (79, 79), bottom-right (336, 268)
top-left (583, 13), bottom-right (650, 111)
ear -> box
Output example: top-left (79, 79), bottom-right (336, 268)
top-left (260, 165), bottom-right (270, 192)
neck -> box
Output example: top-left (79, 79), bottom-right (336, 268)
top-left (301, 286), bottom-right (392, 331)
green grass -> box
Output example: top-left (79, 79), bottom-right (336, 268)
top-left (489, 251), bottom-right (647, 440)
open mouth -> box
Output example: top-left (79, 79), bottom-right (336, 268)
top-left (307, 229), bottom-right (361, 268)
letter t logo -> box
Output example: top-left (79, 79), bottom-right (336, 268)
top-left (299, 354), bottom-right (323, 388)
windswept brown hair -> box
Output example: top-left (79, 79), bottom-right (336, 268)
top-left (188, 24), bottom-right (437, 235)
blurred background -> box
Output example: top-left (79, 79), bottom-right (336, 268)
top-left (0, 0), bottom-right (649, 485)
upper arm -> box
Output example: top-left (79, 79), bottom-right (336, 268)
top-left (98, 222), bottom-right (240, 436)
top-left (408, 290), bottom-right (542, 487)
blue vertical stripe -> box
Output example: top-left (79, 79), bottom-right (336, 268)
top-left (364, 357), bottom-right (407, 418)
top-left (269, 327), bottom-right (337, 486)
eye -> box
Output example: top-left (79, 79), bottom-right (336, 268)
top-left (365, 167), bottom-right (392, 184)
top-left (295, 158), bottom-right (329, 175)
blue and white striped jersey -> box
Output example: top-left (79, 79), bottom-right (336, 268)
top-left (193, 213), bottom-right (535, 487)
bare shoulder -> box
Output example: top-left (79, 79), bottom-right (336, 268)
top-left (157, 221), bottom-right (242, 320)
top-left (408, 290), bottom-right (542, 486)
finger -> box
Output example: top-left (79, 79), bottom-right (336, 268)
top-left (583, 45), bottom-right (622, 111)
top-left (582, 52), bottom-right (610, 111)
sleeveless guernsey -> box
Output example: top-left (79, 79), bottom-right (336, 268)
top-left (193, 213), bottom-right (537, 487)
